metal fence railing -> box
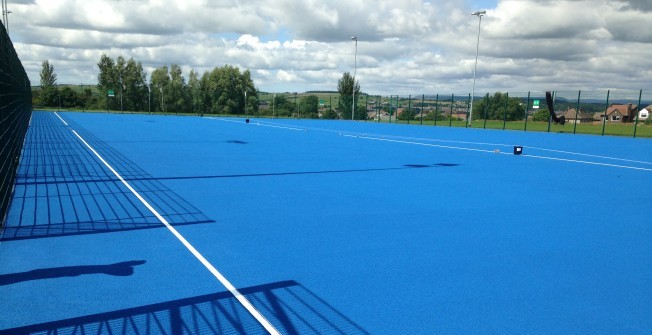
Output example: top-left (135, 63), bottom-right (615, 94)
top-left (251, 90), bottom-right (651, 138)
top-left (34, 86), bottom-right (651, 138)
top-left (0, 21), bottom-right (32, 227)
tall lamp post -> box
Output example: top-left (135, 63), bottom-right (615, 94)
top-left (469, 10), bottom-right (486, 127)
top-left (351, 36), bottom-right (357, 121)
top-left (2, 0), bottom-right (11, 34)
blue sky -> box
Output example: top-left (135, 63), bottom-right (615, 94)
top-left (5, 0), bottom-right (652, 95)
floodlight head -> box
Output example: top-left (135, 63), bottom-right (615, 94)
top-left (471, 10), bottom-right (486, 16)
top-left (351, 36), bottom-right (357, 41)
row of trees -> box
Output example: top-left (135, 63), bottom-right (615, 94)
top-left (34, 59), bottom-right (544, 123)
top-left (34, 56), bottom-right (365, 120)
top-left (35, 56), bottom-right (260, 115)
top-left (97, 55), bottom-right (258, 115)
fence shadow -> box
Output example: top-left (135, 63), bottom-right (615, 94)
top-left (0, 280), bottom-right (370, 335)
top-left (1, 112), bottom-right (214, 241)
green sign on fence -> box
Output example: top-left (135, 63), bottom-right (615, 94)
top-left (533, 99), bottom-right (540, 109)
top-left (108, 90), bottom-right (115, 97)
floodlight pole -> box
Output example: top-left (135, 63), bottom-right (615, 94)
top-left (351, 36), bottom-right (357, 121)
top-left (2, 0), bottom-right (11, 34)
top-left (469, 10), bottom-right (486, 127)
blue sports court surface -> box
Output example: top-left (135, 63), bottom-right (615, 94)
top-left (1, 111), bottom-right (651, 334)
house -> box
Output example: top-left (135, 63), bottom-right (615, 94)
top-left (604, 103), bottom-right (638, 123)
top-left (638, 105), bottom-right (651, 121)
top-left (558, 108), bottom-right (593, 124)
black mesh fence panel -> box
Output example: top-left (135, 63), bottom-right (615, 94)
top-left (0, 22), bottom-right (32, 227)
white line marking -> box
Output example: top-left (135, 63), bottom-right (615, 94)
top-left (57, 119), bottom-right (280, 334)
top-left (347, 134), bottom-right (499, 154)
top-left (522, 154), bottom-right (652, 172)
top-left (526, 146), bottom-right (652, 165)
top-left (53, 112), bottom-right (68, 126)
top-left (209, 117), bottom-right (306, 131)
top-left (353, 134), bottom-right (652, 172)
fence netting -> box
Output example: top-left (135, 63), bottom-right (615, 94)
top-left (0, 22), bottom-right (33, 227)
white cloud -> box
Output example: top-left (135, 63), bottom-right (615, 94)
top-left (5, 0), bottom-right (651, 94)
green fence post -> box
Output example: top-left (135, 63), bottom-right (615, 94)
top-left (420, 94), bottom-right (424, 125)
top-left (407, 94), bottom-right (411, 124)
top-left (449, 94), bottom-right (454, 127)
top-left (634, 89), bottom-right (642, 138)
top-left (601, 90), bottom-right (610, 136)
top-left (434, 94), bottom-right (439, 126)
top-left (483, 93), bottom-right (488, 129)
top-left (295, 93), bottom-right (298, 119)
top-left (466, 93), bottom-right (471, 128)
top-left (396, 95), bottom-right (399, 124)
top-left (502, 92), bottom-right (508, 130)
top-left (547, 91), bottom-right (554, 133)
top-left (573, 90), bottom-right (581, 134)
top-left (365, 94), bottom-right (368, 122)
top-left (389, 95), bottom-right (393, 123)
top-left (524, 91), bottom-right (530, 131)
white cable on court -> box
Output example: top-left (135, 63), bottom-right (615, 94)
top-left (54, 112), bottom-right (281, 335)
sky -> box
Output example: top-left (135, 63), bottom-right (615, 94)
top-left (4, 0), bottom-right (652, 95)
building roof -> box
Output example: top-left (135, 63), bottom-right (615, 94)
top-left (558, 108), bottom-right (593, 120)
top-left (606, 104), bottom-right (637, 116)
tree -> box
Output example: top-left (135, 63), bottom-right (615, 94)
top-left (199, 65), bottom-right (257, 115)
top-left (472, 92), bottom-right (525, 121)
top-left (40, 60), bottom-right (57, 89)
top-left (39, 60), bottom-right (58, 106)
top-left (188, 69), bottom-right (202, 113)
top-left (270, 94), bottom-right (293, 117)
top-left (398, 108), bottom-right (417, 121)
top-left (122, 58), bottom-right (148, 111)
top-left (97, 54), bottom-right (117, 110)
top-left (322, 108), bottom-right (338, 119)
top-left (531, 108), bottom-right (551, 122)
top-left (337, 72), bottom-right (362, 120)
top-left (168, 64), bottom-right (188, 113)
top-left (300, 95), bottom-right (319, 118)
top-left (150, 66), bottom-right (170, 113)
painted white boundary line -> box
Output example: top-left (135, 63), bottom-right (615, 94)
top-left (209, 117), bottom-right (306, 131)
top-left (344, 134), bottom-right (499, 154)
top-left (54, 112), bottom-right (68, 126)
top-left (56, 116), bottom-right (280, 334)
top-left (350, 134), bottom-right (652, 172)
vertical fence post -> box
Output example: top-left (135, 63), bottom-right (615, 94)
top-left (407, 94), bottom-right (411, 124)
top-left (547, 91), bottom-right (554, 133)
top-left (294, 93), bottom-right (298, 119)
top-left (466, 93), bottom-right (471, 128)
top-left (449, 94), bottom-right (454, 127)
top-left (524, 91), bottom-right (530, 131)
top-left (434, 94), bottom-right (439, 126)
top-left (502, 92), bottom-right (508, 130)
top-left (483, 93), bottom-right (488, 129)
top-left (601, 90), bottom-right (610, 136)
top-left (634, 89), bottom-right (642, 138)
top-left (376, 95), bottom-right (380, 122)
top-left (390, 95), bottom-right (394, 123)
top-left (364, 94), bottom-right (368, 122)
top-left (420, 94), bottom-right (424, 125)
top-left (395, 95), bottom-right (398, 124)
top-left (573, 90), bottom-right (581, 134)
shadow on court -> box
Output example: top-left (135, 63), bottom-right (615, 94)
top-left (2, 112), bottom-right (214, 242)
top-left (0, 280), bottom-right (370, 335)
top-left (0, 261), bottom-right (147, 286)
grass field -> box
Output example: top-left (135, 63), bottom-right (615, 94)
top-left (390, 119), bottom-right (652, 138)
